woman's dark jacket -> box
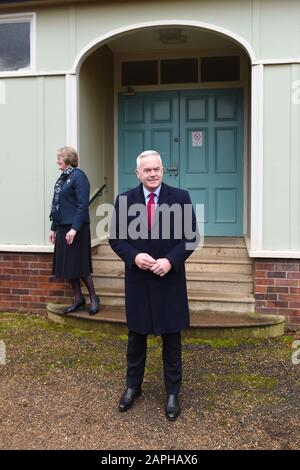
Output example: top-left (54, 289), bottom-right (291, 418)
top-left (51, 168), bottom-right (90, 232)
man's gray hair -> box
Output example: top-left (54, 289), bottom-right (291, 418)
top-left (136, 150), bottom-right (162, 169)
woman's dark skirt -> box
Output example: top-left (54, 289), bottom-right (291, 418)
top-left (52, 223), bottom-right (93, 279)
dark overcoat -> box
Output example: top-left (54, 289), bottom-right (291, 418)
top-left (109, 182), bottom-right (198, 335)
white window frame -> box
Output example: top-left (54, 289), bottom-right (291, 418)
top-left (0, 12), bottom-right (36, 76)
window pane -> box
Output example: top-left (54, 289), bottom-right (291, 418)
top-left (122, 61), bottom-right (158, 86)
top-left (161, 58), bottom-right (198, 84)
top-left (201, 56), bottom-right (240, 82)
top-left (0, 22), bottom-right (30, 72)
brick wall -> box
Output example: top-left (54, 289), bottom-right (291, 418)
top-left (254, 259), bottom-right (300, 327)
top-left (2, 252), bottom-right (300, 327)
top-left (0, 252), bottom-right (73, 315)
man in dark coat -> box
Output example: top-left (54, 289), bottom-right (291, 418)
top-left (109, 150), bottom-right (199, 421)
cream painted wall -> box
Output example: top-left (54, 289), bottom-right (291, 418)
top-left (36, 6), bottom-right (75, 71)
top-left (263, 64), bottom-right (300, 251)
top-left (79, 45), bottom-right (114, 241)
top-left (32, 0), bottom-right (300, 72)
top-left (44, 76), bottom-right (67, 243)
top-left (260, 0), bottom-right (300, 59)
top-left (0, 76), bottom-right (65, 245)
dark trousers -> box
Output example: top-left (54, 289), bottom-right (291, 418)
top-left (126, 330), bottom-right (182, 395)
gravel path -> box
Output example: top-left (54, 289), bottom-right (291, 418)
top-left (0, 312), bottom-right (299, 450)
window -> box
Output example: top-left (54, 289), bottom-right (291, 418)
top-left (161, 58), bottom-right (198, 84)
top-left (0, 14), bottom-right (33, 72)
top-left (121, 55), bottom-right (241, 87)
top-left (122, 60), bottom-right (158, 86)
top-left (201, 56), bottom-right (240, 82)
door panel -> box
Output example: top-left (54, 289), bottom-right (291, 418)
top-left (119, 91), bottom-right (179, 192)
top-left (180, 89), bottom-right (243, 236)
top-left (119, 88), bottom-right (244, 236)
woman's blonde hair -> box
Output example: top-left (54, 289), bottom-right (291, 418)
top-left (57, 146), bottom-right (78, 167)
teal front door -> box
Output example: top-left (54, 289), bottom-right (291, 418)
top-left (118, 89), bottom-right (244, 236)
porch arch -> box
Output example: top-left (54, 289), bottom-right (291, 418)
top-left (67, 19), bottom-right (262, 252)
top-left (72, 19), bottom-right (257, 73)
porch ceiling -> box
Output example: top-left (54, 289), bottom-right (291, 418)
top-left (108, 26), bottom-right (241, 54)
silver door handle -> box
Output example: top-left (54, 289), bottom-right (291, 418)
top-left (166, 162), bottom-right (178, 177)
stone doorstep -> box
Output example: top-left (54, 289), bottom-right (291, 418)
top-left (46, 303), bottom-right (285, 339)
top-left (98, 236), bottom-right (246, 248)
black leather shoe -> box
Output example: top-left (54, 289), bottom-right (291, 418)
top-left (89, 296), bottom-right (100, 316)
top-left (118, 387), bottom-right (141, 412)
top-left (165, 395), bottom-right (181, 421)
top-left (63, 297), bottom-right (86, 314)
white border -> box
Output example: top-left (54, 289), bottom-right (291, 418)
top-left (0, 12), bottom-right (36, 75)
top-left (254, 58), bottom-right (300, 65)
top-left (0, 70), bottom-right (68, 77)
top-left (242, 58), bottom-right (250, 238)
top-left (244, 236), bottom-right (300, 258)
top-left (66, 73), bottom-right (78, 149)
top-left (113, 55), bottom-right (119, 200)
top-left (250, 64), bottom-right (264, 252)
top-left (249, 250), bottom-right (300, 259)
top-left (0, 237), bottom-right (103, 252)
top-left (0, 244), bottom-right (54, 253)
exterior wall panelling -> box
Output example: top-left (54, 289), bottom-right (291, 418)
top-left (263, 65), bottom-right (300, 251)
top-left (1, 78), bottom-right (44, 245)
top-left (0, 76), bottom-right (66, 246)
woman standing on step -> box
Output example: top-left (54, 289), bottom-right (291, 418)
top-left (49, 146), bottom-right (100, 316)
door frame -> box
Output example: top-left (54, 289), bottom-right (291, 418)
top-left (117, 87), bottom-right (245, 236)
top-left (113, 50), bottom-right (250, 236)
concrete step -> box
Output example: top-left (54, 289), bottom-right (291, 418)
top-left (91, 237), bottom-right (254, 314)
top-left (97, 236), bottom-right (246, 248)
top-left (96, 241), bottom-right (249, 260)
top-left (48, 304), bottom-right (283, 339)
top-left (93, 254), bottom-right (253, 275)
top-left (189, 246), bottom-right (249, 259)
top-left (84, 287), bottom-right (255, 314)
top-left (187, 290), bottom-right (255, 314)
top-left (92, 288), bottom-right (125, 308)
top-left (186, 257), bottom-right (252, 273)
top-left (187, 273), bottom-right (253, 294)
top-left (91, 271), bottom-right (253, 295)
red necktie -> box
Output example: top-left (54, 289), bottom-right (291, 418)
top-left (147, 192), bottom-right (156, 228)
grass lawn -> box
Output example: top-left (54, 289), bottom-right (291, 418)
top-left (0, 312), bottom-right (300, 450)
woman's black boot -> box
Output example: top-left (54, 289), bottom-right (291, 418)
top-left (89, 296), bottom-right (100, 316)
top-left (82, 275), bottom-right (100, 316)
top-left (63, 297), bottom-right (86, 314)
top-left (63, 278), bottom-right (85, 314)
